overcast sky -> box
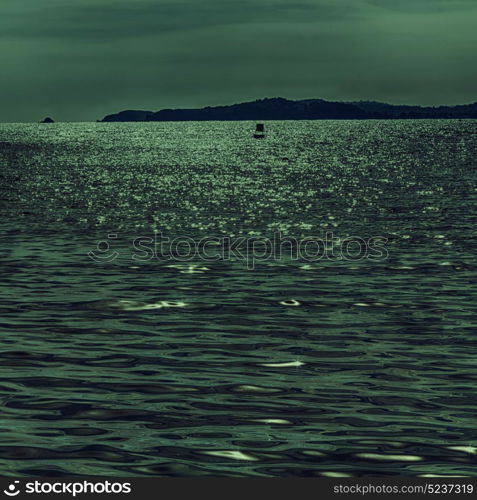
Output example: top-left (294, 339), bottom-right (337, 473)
top-left (1, 0), bottom-right (476, 121)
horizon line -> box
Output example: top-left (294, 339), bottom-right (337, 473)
top-left (2, 95), bottom-right (477, 123)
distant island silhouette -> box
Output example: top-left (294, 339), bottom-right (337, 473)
top-left (101, 97), bottom-right (477, 122)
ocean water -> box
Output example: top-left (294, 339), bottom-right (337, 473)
top-left (0, 120), bottom-right (476, 477)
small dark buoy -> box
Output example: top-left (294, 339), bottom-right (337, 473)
top-left (40, 117), bottom-right (55, 123)
top-left (253, 123), bottom-right (265, 139)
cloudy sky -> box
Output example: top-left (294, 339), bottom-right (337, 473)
top-left (1, 0), bottom-right (476, 121)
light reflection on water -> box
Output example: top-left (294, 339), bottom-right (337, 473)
top-left (0, 120), bottom-right (476, 477)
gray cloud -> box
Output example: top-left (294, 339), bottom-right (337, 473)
top-left (1, 0), bottom-right (360, 41)
top-left (365, 0), bottom-right (477, 13)
top-left (0, 0), bottom-right (475, 121)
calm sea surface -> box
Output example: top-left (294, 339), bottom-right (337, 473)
top-left (0, 120), bottom-right (476, 477)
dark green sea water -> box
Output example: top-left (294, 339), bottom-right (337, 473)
top-left (0, 120), bottom-right (476, 477)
